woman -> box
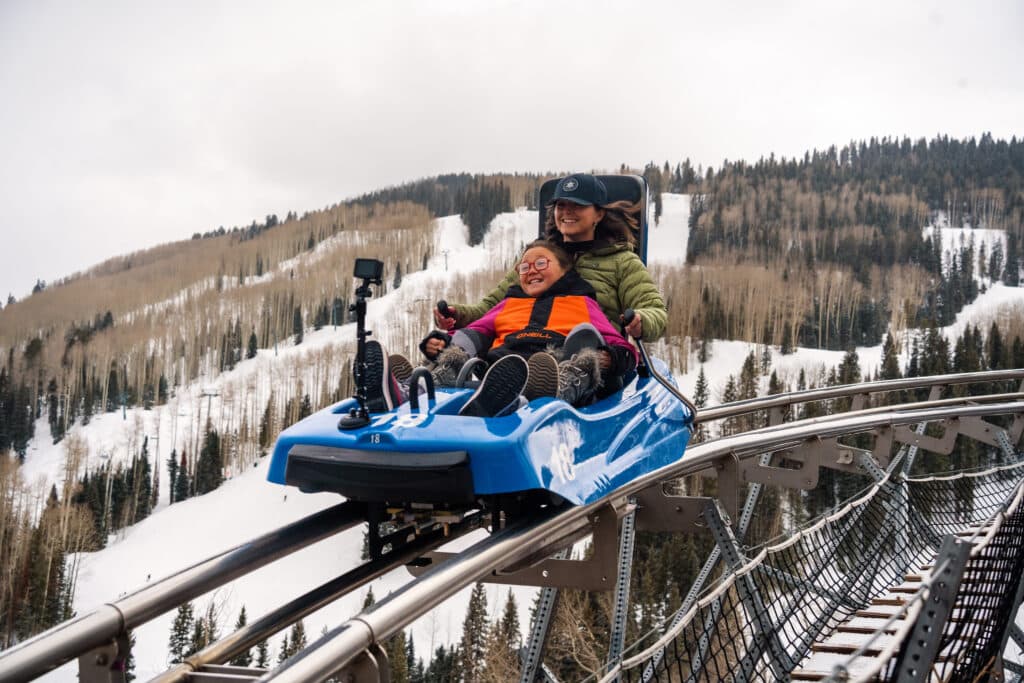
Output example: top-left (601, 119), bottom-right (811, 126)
top-left (435, 173), bottom-right (667, 344)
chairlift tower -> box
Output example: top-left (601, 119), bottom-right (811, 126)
top-left (200, 388), bottom-right (219, 429)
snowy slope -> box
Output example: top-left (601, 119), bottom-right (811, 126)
top-left (25, 195), bottom-right (1024, 679)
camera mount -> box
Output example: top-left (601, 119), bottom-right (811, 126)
top-left (339, 258), bottom-right (385, 430)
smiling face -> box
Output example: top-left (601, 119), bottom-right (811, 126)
top-left (518, 246), bottom-right (568, 296)
top-left (554, 199), bottom-right (605, 242)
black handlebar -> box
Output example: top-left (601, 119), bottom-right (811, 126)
top-left (623, 308), bottom-right (636, 331)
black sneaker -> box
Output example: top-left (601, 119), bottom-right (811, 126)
top-left (364, 341), bottom-right (402, 412)
top-left (562, 323), bottom-right (603, 359)
top-left (459, 355), bottom-right (528, 417)
top-left (525, 352), bottom-right (559, 400)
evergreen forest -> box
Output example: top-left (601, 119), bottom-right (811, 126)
top-left (0, 134), bottom-right (1022, 670)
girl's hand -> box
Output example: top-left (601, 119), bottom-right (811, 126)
top-left (434, 304), bottom-right (457, 330)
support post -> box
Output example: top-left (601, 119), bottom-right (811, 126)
top-left (889, 536), bottom-right (971, 683)
top-left (703, 500), bottom-right (792, 682)
top-left (78, 631), bottom-right (130, 683)
top-left (519, 550), bottom-right (568, 683)
top-left (606, 501), bottom-right (638, 673)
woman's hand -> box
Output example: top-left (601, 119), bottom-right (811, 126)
top-left (622, 310), bottom-right (643, 339)
top-left (434, 304), bottom-right (457, 330)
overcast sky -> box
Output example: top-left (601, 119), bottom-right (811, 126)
top-left (1, 0), bottom-right (1022, 301)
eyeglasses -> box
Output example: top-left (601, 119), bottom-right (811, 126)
top-left (517, 257), bottom-right (551, 274)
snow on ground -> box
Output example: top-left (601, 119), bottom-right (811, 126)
top-left (25, 194), bottom-right (1024, 678)
top-left (925, 211), bottom-right (1008, 289)
top-left (32, 208), bottom-right (543, 680)
top-left (647, 193), bottom-right (690, 265)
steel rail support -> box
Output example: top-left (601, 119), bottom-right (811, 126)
top-left (262, 507), bottom-right (587, 682)
top-left (605, 500), bottom-right (638, 674)
top-left (518, 549), bottom-right (569, 683)
top-left (152, 510), bottom-right (485, 682)
top-left (0, 502), bottom-right (364, 683)
top-left (703, 500), bottom-right (792, 681)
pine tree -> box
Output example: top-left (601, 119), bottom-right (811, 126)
top-left (293, 306), bottom-right (304, 344)
top-left (407, 635), bottom-right (425, 683)
top-left (424, 644), bottom-right (458, 683)
top-left (838, 347), bottom-right (861, 385)
top-left (259, 392), bottom-right (276, 452)
top-left (880, 332), bottom-right (901, 380)
top-left (174, 449), bottom-right (191, 502)
top-left (255, 638), bottom-right (270, 669)
top-left (18, 496), bottom-right (68, 639)
top-left (386, 629), bottom-right (409, 683)
top-left (194, 428), bottom-right (223, 495)
top-left (497, 589), bottom-right (521, 648)
top-left (720, 375), bottom-right (739, 436)
top-left (298, 394), bottom-right (312, 421)
top-left (158, 374), bottom-right (169, 404)
top-left (692, 366), bottom-right (710, 442)
top-left (229, 606), bottom-right (253, 666)
top-left (247, 329), bottom-right (258, 359)
top-left (291, 620), bottom-right (307, 651)
top-left (481, 589), bottom-right (522, 680)
top-left (167, 450), bottom-right (179, 504)
top-left (277, 633), bottom-right (290, 664)
top-left (987, 321), bottom-right (1005, 369)
top-left (188, 619), bottom-right (206, 657)
top-left (907, 336), bottom-right (920, 378)
top-left (169, 602), bottom-right (194, 663)
top-left (134, 438), bottom-right (153, 521)
top-left (459, 583), bottom-right (489, 682)
top-left (738, 351), bottom-right (759, 400)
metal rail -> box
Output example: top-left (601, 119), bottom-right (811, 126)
top-left (696, 368), bottom-right (1024, 424)
top-left (265, 400), bottom-right (1024, 681)
top-left (0, 502), bottom-right (366, 682)
top-left (153, 510), bottom-right (487, 682)
top-left (2, 371), bottom-right (1021, 681)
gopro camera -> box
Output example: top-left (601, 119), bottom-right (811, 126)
top-left (353, 258), bottom-right (384, 282)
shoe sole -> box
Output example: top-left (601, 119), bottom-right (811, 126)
top-left (459, 355), bottom-right (528, 417)
top-left (364, 341), bottom-right (393, 412)
top-left (389, 354), bottom-right (415, 383)
top-left (525, 353), bottom-right (559, 401)
top-left (562, 323), bottom-right (603, 359)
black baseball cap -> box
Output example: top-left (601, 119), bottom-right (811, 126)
top-left (552, 174), bottom-right (608, 206)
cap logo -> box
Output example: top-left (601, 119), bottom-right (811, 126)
top-left (562, 178), bottom-right (579, 192)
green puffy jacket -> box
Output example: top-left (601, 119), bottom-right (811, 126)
top-left (453, 243), bottom-right (668, 342)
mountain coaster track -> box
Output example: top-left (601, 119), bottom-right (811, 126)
top-left (1, 369), bottom-right (1022, 682)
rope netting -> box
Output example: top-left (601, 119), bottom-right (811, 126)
top-left (604, 460), bottom-right (1024, 683)
top-left (880, 476), bottom-right (1024, 682)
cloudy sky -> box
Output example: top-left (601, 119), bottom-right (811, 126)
top-left (1, 0), bottom-right (1022, 301)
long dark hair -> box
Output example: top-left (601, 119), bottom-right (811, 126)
top-left (542, 199), bottom-right (640, 248)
